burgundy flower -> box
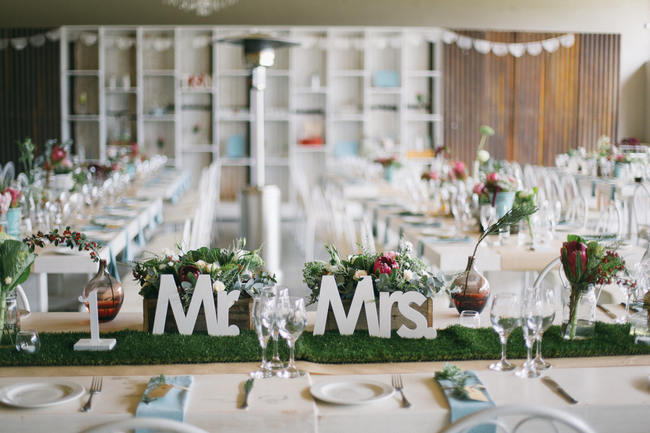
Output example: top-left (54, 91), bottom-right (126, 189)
top-left (178, 265), bottom-right (200, 282)
top-left (561, 240), bottom-right (588, 282)
top-left (51, 145), bottom-right (67, 163)
top-left (373, 252), bottom-right (399, 275)
top-left (4, 187), bottom-right (21, 207)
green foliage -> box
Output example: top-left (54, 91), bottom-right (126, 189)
top-left (302, 241), bottom-right (445, 305)
top-left (18, 138), bottom-right (35, 184)
top-left (434, 364), bottom-right (471, 399)
top-left (472, 202), bottom-right (538, 260)
top-left (0, 239), bottom-right (36, 295)
top-left (0, 323), bottom-right (646, 367)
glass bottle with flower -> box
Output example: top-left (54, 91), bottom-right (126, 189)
top-left (3, 188), bottom-right (22, 238)
top-left (560, 234), bottom-right (630, 339)
top-left (375, 156), bottom-right (402, 182)
top-left (473, 172), bottom-right (518, 219)
top-left (514, 188), bottom-right (537, 247)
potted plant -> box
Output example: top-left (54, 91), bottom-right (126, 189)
top-left (375, 156), bottom-right (402, 182)
top-left (449, 202), bottom-right (537, 313)
top-left (303, 241), bottom-right (445, 331)
top-left (133, 240), bottom-right (276, 333)
top-left (473, 172), bottom-right (518, 218)
top-left (560, 235), bottom-right (631, 339)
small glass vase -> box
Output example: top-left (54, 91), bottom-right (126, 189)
top-left (6, 207), bottom-right (22, 239)
top-left (450, 256), bottom-right (491, 313)
top-left (0, 292), bottom-right (18, 347)
top-left (82, 259), bottom-right (124, 322)
top-left (562, 283), bottom-right (597, 340)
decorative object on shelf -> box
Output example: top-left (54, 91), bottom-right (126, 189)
top-left (335, 141), bottom-right (359, 158)
top-left (560, 234), bottom-right (632, 340)
top-left (440, 30), bottom-right (575, 57)
top-left (373, 70), bottom-right (400, 88)
top-left (304, 241), bottom-right (444, 338)
top-left (163, 0), bottom-right (240, 16)
top-left (375, 156), bottom-right (402, 182)
top-left (156, 137), bottom-right (165, 151)
top-left (473, 172), bottom-right (518, 218)
top-left (450, 203), bottom-right (537, 313)
top-left (134, 240), bottom-right (276, 334)
top-left (81, 259), bottom-right (123, 323)
top-left (226, 135), bottom-right (246, 158)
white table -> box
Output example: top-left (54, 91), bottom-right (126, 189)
top-left (1, 368), bottom-right (648, 433)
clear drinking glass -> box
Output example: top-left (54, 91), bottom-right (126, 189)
top-left (263, 288), bottom-right (289, 373)
top-left (489, 293), bottom-right (520, 371)
top-left (617, 280), bottom-right (634, 324)
top-left (516, 289), bottom-right (555, 378)
top-left (250, 294), bottom-right (273, 379)
top-left (277, 297), bottom-right (307, 378)
top-left (480, 205), bottom-right (499, 246)
top-left (458, 310), bottom-right (480, 328)
top-left (534, 286), bottom-right (556, 370)
top-left (15, 330), bottom-right (40, 354)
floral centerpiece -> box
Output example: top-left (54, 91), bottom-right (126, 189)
top-left (3, 187), bottom-right (22, 238)
top-left (38, 139), bottom-right (73, 189)
top-left (560, 235), bottom-right (629, 339)
top-left (303, 241), bottom-right (444, 330)
top-left (473, 172), bottom-right (518, 217)
top-left (375, 156), bottom-right (402, 182)
top-left (450, 160), bottom-right (467, 181)
top-left (133, 240), bottom-right (275, 332)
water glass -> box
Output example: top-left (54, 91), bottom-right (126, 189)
top-left (534, 286), bottom-right (556, 370)
top-left (489, 293), bottom-right (520, 371)
top-left (262, 287), bottom-right (289, 373)
top-left (15, 330), bottom-right (40, 354)
top-left (277, 297), bottom-right (307, 379)
top-left (250, 293), bottom-right (273, 379)
top-left (458, 310), bottom-right (480, 328)
top-left (516, 289), bottom-right (555, 378)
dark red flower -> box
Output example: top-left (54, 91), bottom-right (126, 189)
top-left (178, 265), bottom-right (200, 282)
top-left (373, 252), bottom-right (399, 275)
top-left (561, 240), bottom-right (588, 282)
top-left (51, 145), bottom-right (67, 163)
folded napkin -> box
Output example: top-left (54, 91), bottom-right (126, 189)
top-left (82, 224), bottom-right (108, 232)
top-left (135, 375), bottom-right (193, 433)
top-left (436, 371), bottom-right (495, 433)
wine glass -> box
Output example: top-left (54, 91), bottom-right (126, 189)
top-left (277, 297), bottom-right (307, 378)
top-left (517, 289), bottom-right (555, 378)
top-left (480, 205), bottom-right (498, 246)
top-left (489, 293), bottom-right (520, 371)
top-left (262, 287), bottom-right (289, 373)
top-left (532, 287), bottom-right (556, 370)
top-left (250, 293), bottom-right (274, 379)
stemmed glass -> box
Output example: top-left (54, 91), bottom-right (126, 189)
top-left (250, 293), bottom-right (274, 379)
top-left (480, 205), bottom-right (498, 246)
top-left (533, 286), bottom-right (556, 370)
top-left (277, 297), bottom-right (307, 378)
top-left (489, 293), bottom-right (520, 371)
top-left (262, 287), bottom-right (289, 373)
top-left (517, 289), bottom-right (555, 378)
top-left (617, 279), bottom-right (635, 324)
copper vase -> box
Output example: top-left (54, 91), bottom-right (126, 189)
top-left (450, 256), bottom-right (491, 313)
top-left (83, 259), bottom-right (124, 322)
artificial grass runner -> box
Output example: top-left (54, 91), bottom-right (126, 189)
top-left (0, 323), bottom-right (648, 367)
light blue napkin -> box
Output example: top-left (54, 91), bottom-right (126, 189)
top-left (135, 375), bottom-right (193, 433)
top-left (136, 219), bottom-right (146, 247)
top-left (436, 371), bottom-right (495, 433)
top-left (108, 247), bottom-right (120, 282)
top-left (123, 232), bottom-right (132, 261)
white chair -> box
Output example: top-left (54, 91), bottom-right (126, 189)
top-left (440, 405), bottom-right (597, 433)
top-left (81, 417), bottom-right (208, 433)
top-left (15, 284), bottom-right (31, 315)
top-left (633, 183), bottom-right (650, 242)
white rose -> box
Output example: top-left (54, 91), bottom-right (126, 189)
top-left (4, 276), bottom-right (12, 285)
top-left (195, 260), bottom-right (208, 272)
top-left (209, 263), bottom-right (219, 272)
top-left (326, 264), bottom-right (338, 273)
top-left (403, 270), bottom-right (414, 282)
top-left (477, 149), bottom-right (490, 163)
top-left (353, 270), bottom-right (368, 280)
top-left (158, 264), bottom-right (166, 270)
top-left (212, 280), bottom-right (226, 293)
top-left (167, 261), bottom-right (174, 267)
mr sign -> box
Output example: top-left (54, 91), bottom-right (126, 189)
top-left (152, 274), bottom-right (241, 335)
top-left (313, 275), bottom-right (437, 339)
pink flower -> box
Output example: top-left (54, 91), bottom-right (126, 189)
top-left (51, 145), bottom-right (67, 164)
top-left (373, 252), bottom-right (399, 275)
top-left (60, 158), bottom-right (73, 168)
top-left (473, 182), bottom-right (485, 195)
top-left (4, 188), bottom-right (21, 208)
top-left (486, 172), bottom-right (499, 184)
top-left (0, 192), bottom-right (11, 215)
top-left (452, 161), bottom-right (467, 180)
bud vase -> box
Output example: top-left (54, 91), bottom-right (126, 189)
top-left (562, 283), bottom-right (596, 340)
top-left (6, 208), bottom-right (21, 239)
top-left (383, 166), bottom-right (395, 182)
top-left (0, 292), bottom-right (18, 347)
top-left (450, 256), bottom-right (491, 313)
top-left (82, 259), bottom-right (124, 322)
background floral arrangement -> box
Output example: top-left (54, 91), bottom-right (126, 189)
top-left (473, 171), bottom-right (518, 205)
top-left (374, 156), bottom-right (402, 169)
top-left (302, 241), bottom-right (445, 305)
top-left (134, 240), bottom-right (276, 309)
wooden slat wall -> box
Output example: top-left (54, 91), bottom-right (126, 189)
top-left (0, 28), bottom-right (60, 166)
top-left (444, 31), bottom-right (619, 166)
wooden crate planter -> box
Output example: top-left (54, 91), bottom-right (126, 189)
top-left (323, 297), bottom-right (434, 331)
top-left (142, 297), bottom-right (253, 333)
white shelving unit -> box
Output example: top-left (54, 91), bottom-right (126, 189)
top-left (60, 25), bottom-right (443, 210)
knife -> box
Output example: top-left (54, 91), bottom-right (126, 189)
top-left (240, 378), bottom-right (254, 409)
top-left (541, 376), bottom-right (578, 404)
top-left (597, 304), bottom-right (617, 320)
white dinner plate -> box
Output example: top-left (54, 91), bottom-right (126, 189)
top-left (310, 380), bottom-right (394, 405)
top-left (0, 380), bottom-right (85, 408)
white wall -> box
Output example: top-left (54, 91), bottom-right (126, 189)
top-left (2, 0), bottom-right (649, 140)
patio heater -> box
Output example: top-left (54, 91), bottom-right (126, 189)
top-left (217, 34), bottom-right (299, 279)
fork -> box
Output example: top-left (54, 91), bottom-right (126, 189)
top-left (81, 376), bottom-right (103, 412)
top-left (391, 374), bottom-right (411, 408)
